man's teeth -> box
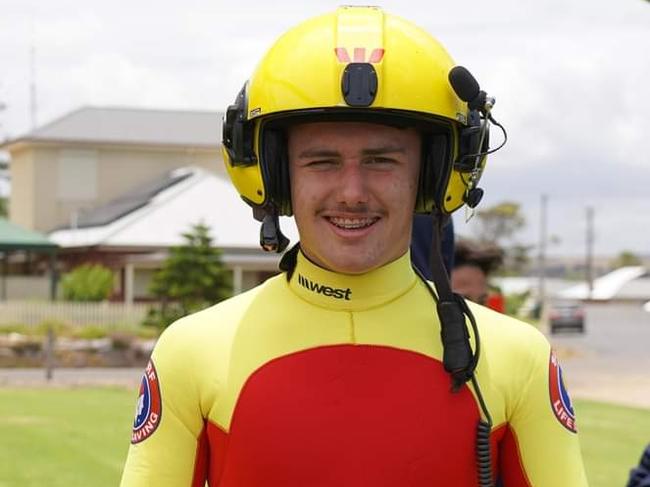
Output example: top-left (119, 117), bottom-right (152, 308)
top-left (329, 217), bottom-right (376, 229)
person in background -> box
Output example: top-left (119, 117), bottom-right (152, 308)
top-left (451, 239), bottom-right (505, 312)
top-left (628, 443), bottom-right (650, 487)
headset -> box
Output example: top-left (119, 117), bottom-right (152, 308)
top-left (223, 65), bottom-right (506, 248)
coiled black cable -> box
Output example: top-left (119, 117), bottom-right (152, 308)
top-left (473, 376), bottom-right (494, 487)
top-left (476, 419), bottom-right (493, 486)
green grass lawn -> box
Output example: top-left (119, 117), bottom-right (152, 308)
top-left (0, 387), bottom-right (135, 487)
top-left (0, 388), bottom-right (648, 486)
top-left (577, 399), bottom-right (650, 486)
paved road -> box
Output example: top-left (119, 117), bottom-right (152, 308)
top-left (1, 303), bottom-right (649, 408)
top-left (548, 303), bottom-right (650, 408)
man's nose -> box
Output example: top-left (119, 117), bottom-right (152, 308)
top-left (337, 163), bottom-right (369, 206)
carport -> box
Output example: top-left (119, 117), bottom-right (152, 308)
top-left (0, 217), bottom-right (58, 300)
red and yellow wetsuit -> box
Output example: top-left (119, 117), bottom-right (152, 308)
top-left (120, 251), bottom-right (587, 486)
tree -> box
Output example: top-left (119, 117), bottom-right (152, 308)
top-left (473, 201), bottom-right (526, 246)
top-left (471, 201), bottom-right (529, 275)
top-left (61, 264), bottom-right (114, 301)
top-left (612, 250), bottom-right (642, 268)
top-left (505, 243), bottom-right (535, 275)
top-left (0, 197), bottom-right (7, 218)
top-left (146, 223), bottom-right (231, 328)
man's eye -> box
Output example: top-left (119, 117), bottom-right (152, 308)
top-left (306, 159), bottom-right (337, 168)
top-left (366, 157), bottom-right (396, 166)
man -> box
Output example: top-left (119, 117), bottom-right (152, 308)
top-left (451, 239), bottom-right (505, 311)
top-left (628, 443), bottom-right (650, 487)
top-left (121, 7), bottom-right (587, 486)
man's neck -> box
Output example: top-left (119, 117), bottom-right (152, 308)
top-left (288, 250), bottom-right (416, 311)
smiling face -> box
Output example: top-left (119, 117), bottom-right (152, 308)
top-left (288, 121), bottom-right (421, 274)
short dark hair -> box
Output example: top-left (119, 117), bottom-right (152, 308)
top-left (453, 239), bottom-right (503, 276)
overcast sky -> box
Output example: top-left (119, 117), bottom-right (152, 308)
top-left (1, 0), bottom-right (649, 256)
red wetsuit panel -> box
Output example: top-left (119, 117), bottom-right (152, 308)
top-left (192, 423), bottom-right (209, 487)
top-left (498, 424), bottom-right (531, 487)
top-left (206, 421), bottom-right (229, 487)
top-left (215, 345), bottom-right (482, 486)
top-left (490, 423), bottom-right (507, 481)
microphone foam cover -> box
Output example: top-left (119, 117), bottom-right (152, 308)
top-left (449, 66), bottom-right (480, 103)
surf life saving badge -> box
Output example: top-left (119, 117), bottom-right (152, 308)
top-left (131, 359), bottom-right (162, 443)
top-left (548, 350), bottom-right (577, 433)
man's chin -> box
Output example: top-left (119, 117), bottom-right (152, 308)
top-left (317, 254), bottom-right (384, 275)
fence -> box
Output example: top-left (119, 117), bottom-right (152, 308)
top-left (0, 300), bottom-right (150, 327)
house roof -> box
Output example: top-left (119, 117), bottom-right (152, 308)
top-left (0, 218), bottom-right (58, 251)
top-left (48, 167), bottom-right (300, 250)
top-left (61, 170), bottom-right (194, 229)
top-left (609, 274), bottom-right (650, 300)
top-left (5, 106), bottom-right (223, 148)
top-left (558, 266), bottom-right (648, 300)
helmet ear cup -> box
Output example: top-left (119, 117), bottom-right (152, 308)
top-left (416, 133), bottom-right (451, 214)
top-left (454, 109), bottom-right (486, 171)
top-left (261, 127), bottom-right (292, 215)
top-left (223, 84), bottom-right (256, 166)
top-left (454, 109), bottom-right (489, 208)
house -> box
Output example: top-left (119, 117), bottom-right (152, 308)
top-left (494, 266), bottom-right (650, 304)
top-left (1, 107), bottom-right (298, 301)
top-left (48, 166), bottom-right (299, 302)
top-left (3, 106), bottom-right (224, 233)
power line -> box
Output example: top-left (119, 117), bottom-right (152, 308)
top-left (537, 193), bottom-right (548, 313)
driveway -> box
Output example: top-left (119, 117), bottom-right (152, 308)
top-left (549, 302), bottom-right (650, 409)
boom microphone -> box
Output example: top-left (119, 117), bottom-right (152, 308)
top-left (448, 66), bottom-right (491, 113)
top-left (449, 66), bottom-right (479, 103)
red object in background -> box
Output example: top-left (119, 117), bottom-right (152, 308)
top-left (486, 293), bottom-right (505, 313)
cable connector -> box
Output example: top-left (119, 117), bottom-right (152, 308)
top-left (437, 298), bottom-right (474, 391)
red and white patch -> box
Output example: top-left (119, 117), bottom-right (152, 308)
top-left (548, 350), bottom-right (577, 433)
top-left (131, 359), bottom-right (162, 443)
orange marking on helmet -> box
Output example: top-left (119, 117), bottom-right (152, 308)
top-left (334, 47), bottom-right (351, 62)
top-left (368, 48), bottom-right (385, 63)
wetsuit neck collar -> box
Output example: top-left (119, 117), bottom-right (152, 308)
top-left (288, 250), bottom-right (416, 310)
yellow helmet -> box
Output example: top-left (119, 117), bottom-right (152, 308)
top-left (222, 6), bottom-right (498, 225)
